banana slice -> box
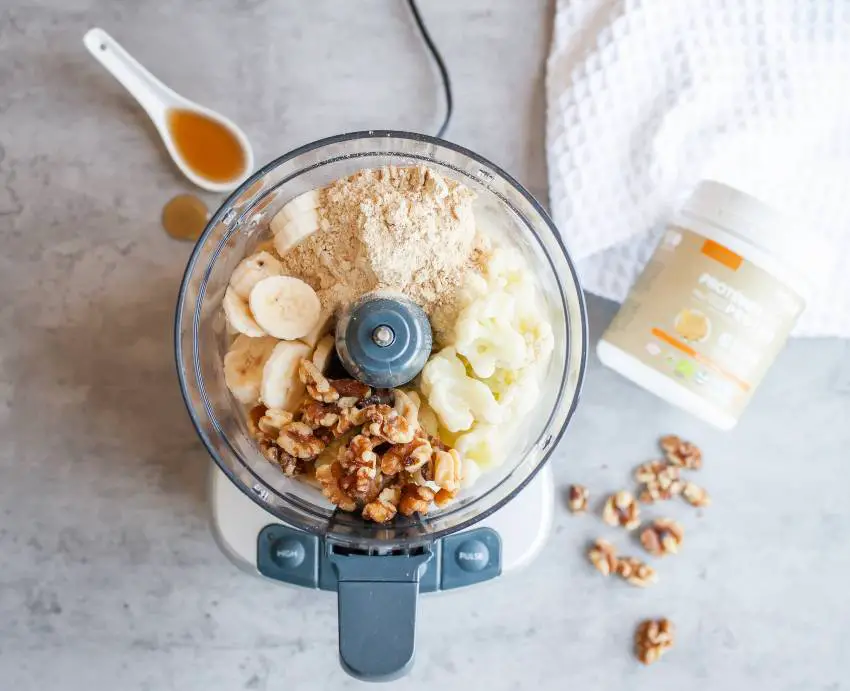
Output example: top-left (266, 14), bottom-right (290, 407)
top-left (281, 189), bottom-right (320, 220)
top-left (229, 251), bottom-right (283, 299)
top-left (298, 310), bottom-right (333, 348)
top-left (223, 335), bottom-right (279, 405)
top-left (311, 334), bottom-right (336, 373)
top-left (270, 190), bottom-right (321, 255)
top-left (260, 340), bottom-right (312, 410)
top-left (249, 276), bottom-right (321, 340)
top-left (272, 209), bottom-right (320, 256)
top-left (223, 286), bottom-right (266, 337)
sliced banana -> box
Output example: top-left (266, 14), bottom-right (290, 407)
top-left (298, 310), bottom-right (333, 348)
top-left (272, 208), bottom-right (320, 256)
top-left (223, 286), bottom-right (266, 337)
top-left (223, 335), bottom-right (279, 405)
top-left (270, 190), bottom-right (321, 255)
top-left (311, 334), bottom-right (336, 373)
top-left (229, 251), bottom-right (283, 299)
top-left (249, 276), bottom-right (321, 340)
top-left (260, 340), bottom-right (312, 410)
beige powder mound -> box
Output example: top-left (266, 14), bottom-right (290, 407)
top-left (278, 165), bottom-right (479, 317)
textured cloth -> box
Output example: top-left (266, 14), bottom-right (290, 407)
top-left (546, 0), bottom-right (850, 337)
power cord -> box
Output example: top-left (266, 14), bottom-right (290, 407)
top-left (406, 0), bottom-right (453, 139)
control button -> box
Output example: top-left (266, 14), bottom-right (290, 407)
top-left (257, 525), bottom-right (318, 588)
top-left (440, 527), bottom-right (502, 590)
top-left (455, 539), bottom-right (489, 572)
top-left (272, 538), bottom-right (305, 569)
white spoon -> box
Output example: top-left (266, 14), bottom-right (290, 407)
top-left (83, 27), bottom-right (254, 193)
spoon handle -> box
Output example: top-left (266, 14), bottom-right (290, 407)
top-left (83, 28), bottom-right (174, 125)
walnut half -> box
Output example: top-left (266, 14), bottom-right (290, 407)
top-left (640, 518), bottom-right (684, 557)
top-left (635, 618), bottom-right (675, 665)
top-left (660, 434), bottom-right (702, 470)
top-left (587, 539), bottom-right (618, 576)
top-left (567, 484), bottom-right (589, 514)
top-left (602, 491), bottom-right (641, 530)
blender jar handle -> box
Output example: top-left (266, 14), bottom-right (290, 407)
top-left (329, 546), bottom-right (433, 682)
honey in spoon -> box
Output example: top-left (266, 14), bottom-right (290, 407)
top-left (167, 108), bottom-right (246, 183)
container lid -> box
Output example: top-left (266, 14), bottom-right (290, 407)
top-left (682, 180), bottom-right (829, 283)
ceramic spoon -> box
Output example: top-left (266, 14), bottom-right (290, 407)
top-left (83, 27), bottom-right (254, 193)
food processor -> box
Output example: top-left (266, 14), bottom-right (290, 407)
top-left (175, 131), bottom-right (587, 681)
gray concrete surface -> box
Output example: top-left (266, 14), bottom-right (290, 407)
top-left (1, 1), bottom-right (849, 689)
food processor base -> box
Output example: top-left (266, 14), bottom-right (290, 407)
top-left (209, 463), bottom-right (554, 590)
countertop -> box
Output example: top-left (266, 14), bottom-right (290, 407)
top-left (1, 1), bottom-right (849, 689)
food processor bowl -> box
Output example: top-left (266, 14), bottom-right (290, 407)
top-left (175, 131), bottom-right (587, 680)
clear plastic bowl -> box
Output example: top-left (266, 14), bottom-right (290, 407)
top-left (175, 131), bottom-right (587, 549)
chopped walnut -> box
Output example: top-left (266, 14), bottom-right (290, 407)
top-left (248, 405), bottom-right (267, 437)
top-left (640, 519), bottom-right (684, 556)
top-left (660, 435), bottom-right (702, 470)
top-left (332, 379), bottom-right (372, 400)
top-left (682, 482), bottom-right (711, 508)
top-left (338, 434), bottom-right (378, 476)
top-left (300, 401), bottom-right (340, 430)
top-left (635, 618), bottom-right (674, 665)
top-left (380, 436), bottom-right (432, 476)
top-left (315, 462), bottom-right (357, 512)
top-left (362, 404), bottom-right (416, 444)
top-left (362, 487), bottom-right (401, 523)
top-left (258, 408), bottom-right (294, 437)
top-left (615, 557), bottom-right (658, 588)
top-left (587, 539), bottom-right (618, 576)
top-left (277, 451), bottom-right (303, 477)
top-left (299, 359), bottom-right (339, 403)
top-left (434, 488), bottom-right (456, 507)
top-left (398, 484), bottom-right (435, 516)
top-left (432, 448), bottom-right (463, 492)
top-left (602, 491), bottom-right (641, 530)
top-left (567, 484), bottom-right (589, 514)
top-left (278, 421), bottom-right (326, 459)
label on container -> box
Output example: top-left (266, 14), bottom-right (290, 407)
top-left (602, 227), bottom-right (805, 419)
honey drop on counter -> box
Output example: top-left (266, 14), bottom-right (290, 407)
top-left (167, 108), bottom-right (247, 183)
top-left (161, 194), bottom-right (209, 241)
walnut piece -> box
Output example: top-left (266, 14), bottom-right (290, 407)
top-left (380, 436), bottom-right (433, 476)
top-left (398, 484), bottom-right (435, 516)
top-left (433, 448), bottom-right (463, 492)
top-left (602, 491), bottom-right (641, 530)
top-left (636, 460), bottom-right (684, 503)
top-left (660, 434), bottom-right (702, 470)
top-left (362, 487), bottom-right (401, 523)
top-left (278, 421), bottom-right (326, 459)
top-left (587, 539), bottom-right (618, 576)
top-left (567, 484), bottom-right (589, 514)
top-left (300, 401), bottom-right (339, 430)
top-left (299, 359), bottom-right (339, 403)
top-left (682, 482), bottom-right (711, 508)
top-left (635, 618), bottom-right (675, 665)
top-left (434, 488), bottom-right (456, 507)
top-left (615, 557), bottom-right (658, 588)
top-left (362, 404), bottom-right (416, 444)
top-left (258, 408), bottom-right (294, 437)
top-left (640, 518), bottom-right (684, 556)
top-left (315, 462), bottom-right (357, 512)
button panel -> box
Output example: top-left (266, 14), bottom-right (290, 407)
top-left (257, 525), bottom-right (501, 591)
top-left (440, 528), bottom-right (501, 590)
top-left (257, 525), bottom-right (318, 588)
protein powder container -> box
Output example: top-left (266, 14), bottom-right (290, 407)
top-left (597, 180), bottom-right (821, 430)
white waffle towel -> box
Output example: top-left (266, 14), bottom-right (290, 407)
top-left (546, 0), bottom-right (850, 337)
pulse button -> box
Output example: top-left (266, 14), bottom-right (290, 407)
top-left (455, 539), bottom-right (489, 572)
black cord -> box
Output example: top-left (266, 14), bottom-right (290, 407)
top-left (407, 0), bottom-right (453, 139)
